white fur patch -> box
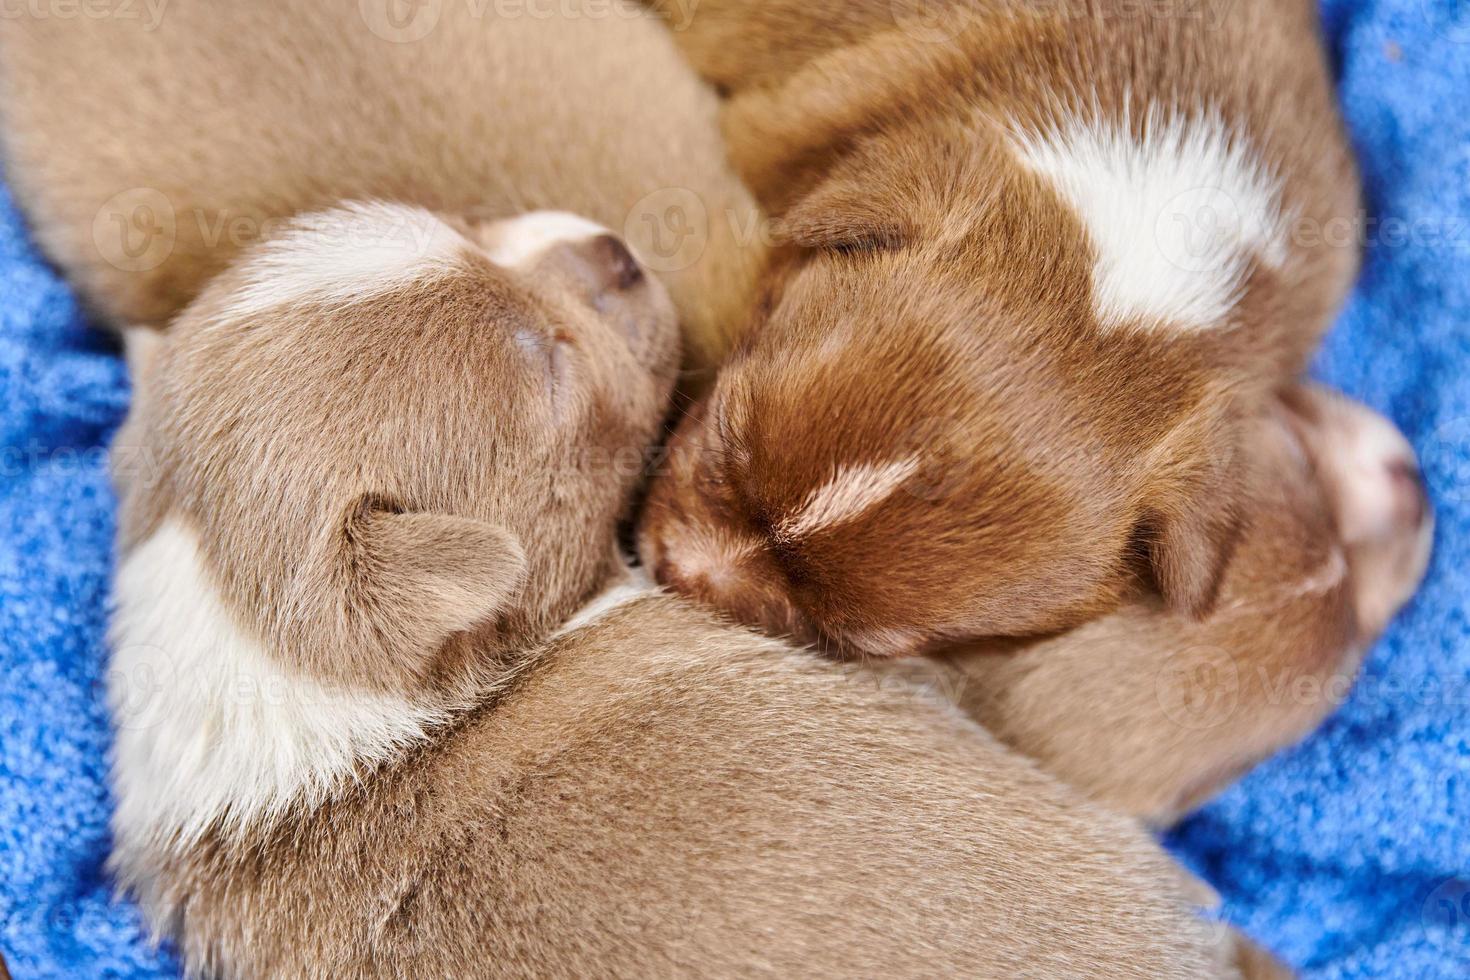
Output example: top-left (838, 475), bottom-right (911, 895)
top-left (482, 211), bottom-right (609, 268)
top-left (778, 457), bottom-right (920, 539)
top-left (222, 202), bottom-right (468, 320)
top-left (1013, 108), bottom-right (1288, 330)
top-left (108, 519), bottom-right (450, 848)
top-left (555, 563), bottom-right (660, 636)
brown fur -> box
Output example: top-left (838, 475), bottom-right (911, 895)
top-left (109, 206), bottom-right (1257, 979)
top-left (116, 206), bottom-right (680, 694)
top-left (923, 387), bottom-right (1432, 823)
top-left (0, 0), bottom-right (766, 375)
top-left (638, 0), bottom-right (1364, 653)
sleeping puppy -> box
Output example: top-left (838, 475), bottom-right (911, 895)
top-left (0, 0), bottom-right (765, 374)
top-left (108, 203), bottom-right (1258, 978)
top-left (638, 0), bottom-right (1364, 653)
top-left (920, 386), bottom-right (1433, 824)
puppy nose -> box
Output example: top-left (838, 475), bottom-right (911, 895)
top-left (648, 533), bottom-right (802, 638)
top-left (579, 234), bottom-right (644, 292)
top-left (1385, 458), bottom-right (1429, 530)
top-left (1337, 442), bottom-right (1431, 546)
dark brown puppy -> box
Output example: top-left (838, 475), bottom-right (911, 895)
top-left (640, 0), bottom-right (1362, 655)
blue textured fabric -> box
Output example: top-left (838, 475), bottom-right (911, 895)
top-left (1, 2), bottom-right (1466, 976)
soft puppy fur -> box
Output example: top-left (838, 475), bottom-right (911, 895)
top-left (107, 204), bottom-right (1252, 978)
top-left (0, 0), bottom-right (766, 374)
top-left (638, 0), bottom-right (1365, 654)
top-left (921, 386), bottom-right (1433, 824)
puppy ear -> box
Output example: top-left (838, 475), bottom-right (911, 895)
top-left (1141, 406), bottom-right (1243, 618)
top-left (1145, 495), bottom-right (1241, 618)
top-left (337, 495), bottom-right (528, 676)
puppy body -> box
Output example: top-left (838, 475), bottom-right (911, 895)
top-left (109, 204), bottom-right (1239, 978)
top-left (121, 585), bottom-right (1236, 979)
top-left (0, 0), bottom-right (765, 373)
top-left (640, 0), bottom-right (1364, 651)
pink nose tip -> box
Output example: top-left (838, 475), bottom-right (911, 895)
top-left (650, 542), bottom-right (810, 642)
top-left (1385, 458), bottom-right (1429, 530)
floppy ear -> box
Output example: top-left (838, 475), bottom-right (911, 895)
top-left (1141, 407), bottom-right (1243, 619)
top-left (337, 495), bottom-right (528, 677)
top-left (1145, 493), bottom-right (1241, 619)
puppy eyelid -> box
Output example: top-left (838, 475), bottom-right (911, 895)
top-left (821, 234), bottom-right (895, 256)
top-left (513, 326), bottom-right (573, 409)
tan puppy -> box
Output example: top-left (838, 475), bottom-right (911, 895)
top-left (0, 0), bottom-right (765, 374)
top-left (638, 0), bottom-right (1365, 653)
top-left (108, 203), bottom-right (1252, 978)
top-left (917, 386), bottom-right (1433, 824)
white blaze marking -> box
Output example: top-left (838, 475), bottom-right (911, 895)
top-left (222, 201), bottom-right (468, 320)
top-left (779, 457), bottom-right (920, 539)
top-left (1013, 108), bottom-right (1288, 330)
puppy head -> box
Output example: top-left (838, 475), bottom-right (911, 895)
top-left (640, 144), bottom-right (1245, 656)
top-left (940, 385), bottom-right (1432, 823)
top-left (119, 203), bottom-right (678, 692)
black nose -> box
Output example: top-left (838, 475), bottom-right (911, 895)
top-left (585, 234), bottom-right (644, 291)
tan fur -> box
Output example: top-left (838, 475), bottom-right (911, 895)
top-left (115, 205), bottom-right (679, 694)
top-left (924, 387), bottom-right (1432, 823)
top-left (638, 0), bottom-right (1364, 653)
top-left (0, 0), bottom-right (766, 375)
top-left (109, 205), bottom-right (1252, 978)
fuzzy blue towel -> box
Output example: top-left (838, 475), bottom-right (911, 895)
top-left (1, 2), bottom-right (1467, 976)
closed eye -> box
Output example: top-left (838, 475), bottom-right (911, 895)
top-left (819, 230), bottom-right (903, 256)
top-left (513, 326), bottom-right (574, 414)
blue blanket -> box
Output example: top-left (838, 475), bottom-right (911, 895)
top-left (1, 1), bottom-right (1466, 975)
